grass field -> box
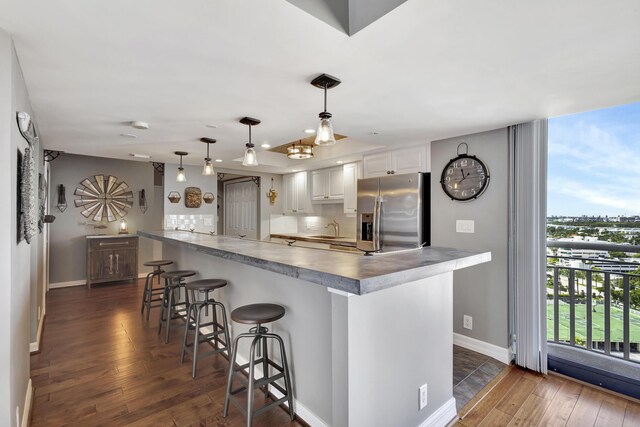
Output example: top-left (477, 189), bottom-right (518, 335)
top-left (547, 300), bottom-right (640, 343)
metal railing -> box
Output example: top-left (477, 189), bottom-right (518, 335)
top-left (546, 240), bottom-right (640, 363)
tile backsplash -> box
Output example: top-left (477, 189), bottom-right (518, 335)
top-left (270, 204), bottom-right (357, 238)
top-left (165, 214), bottom-right (216, 233)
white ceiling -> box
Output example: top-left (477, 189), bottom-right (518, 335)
top-left (1, 0), bottom-right (639, 174)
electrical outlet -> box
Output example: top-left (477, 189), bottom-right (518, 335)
top-left (419, 383), bottom-right (428, 410)
top-left (463, 315), bottom-right (473, 330)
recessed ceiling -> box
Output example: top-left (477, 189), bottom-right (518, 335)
top-left (0, 0), bottom-right (639, 174)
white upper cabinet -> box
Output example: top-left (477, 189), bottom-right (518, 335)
top-left (283, 171), bottom-right (311, 213)
top-left (363, 144), bottom-right (430, 178)
top-left (311, 166), bottom-right (344, 202)
top-left (343, 162), bottom-right (360, 214)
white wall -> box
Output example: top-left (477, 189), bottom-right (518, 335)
top-left (0, 28), bottom-right (42, 427)
top-left (431, 128), bottom-right (510, 349)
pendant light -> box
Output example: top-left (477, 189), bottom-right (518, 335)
top-left (287, 140), bottom-right (314, 159)
top-left (240, 117), bottom-right (261, 167)
top-left (311, 73), bottom-right (341, 146)
top-left (175, 151), bottom-right (188, 182)
top-left (200, 138), bottom-right (216, 175)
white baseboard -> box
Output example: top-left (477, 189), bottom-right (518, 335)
top-left (21, 378), bottom-right (33, 427)
top-left (198, 325), bottom-right (329, 427)
top-left (49, 279), bottom-right (86, 289)
top-left (49, 274), bottom-right (147, 289)
top-left (419, 397), bottom-right (457, 427)
top-left (453, 333), bottom-right (513, 365)
top-left (29, 311), bottom-right (46, 353)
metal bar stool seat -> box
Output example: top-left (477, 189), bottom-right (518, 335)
top-left (223, 303), bottom-right (295, 426)
top-left (158, 270), bottom-right (196, 343)
top-left (140, 260), bottom-right (174, 320)
top-left (180, 278), bottom-right (231, 377)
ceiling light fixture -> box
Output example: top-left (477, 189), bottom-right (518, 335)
top-left (120, 133), bottom-right (138, 139)
top-left (240, 117), bottom-right (261, 167)
top-left (336, 160), bottom-right (344, 164)
top-left (200, 137), bottom-right (216, 176)
top-left (175, 151), bottom-right (188, 182)
top-left (215, 159), bottom-right (223, 163)
top-left (287, 140), bottom-right (314, 159)
top-left (129, 153), bottom-right (151, 159)
top-left (311, 73), bottom-right (341, 146)
top-left (206, 124), bottom-right (218, 128)
top-left (130, 121), bottom-right (149, 130)
top-left (304, 129), bottom-right (315, 134)
top-left (261, 143), bottom-right (271, 148)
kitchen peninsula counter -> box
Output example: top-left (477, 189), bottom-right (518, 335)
top-left (139, 229), bottom-right (491, 427)
top-left (139, 230), bottom-right (490, 295)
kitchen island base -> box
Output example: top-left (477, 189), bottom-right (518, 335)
top-left (159, 239), bottom-right (461, 427)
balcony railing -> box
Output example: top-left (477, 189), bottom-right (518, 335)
top-left (546, 240), bottom-right (640, 363)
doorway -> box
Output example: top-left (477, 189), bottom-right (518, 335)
top-left (217, 174), bottom-right (260, 240)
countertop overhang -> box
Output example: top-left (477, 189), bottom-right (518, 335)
top-left (139, 230), bottom-right (491, 295)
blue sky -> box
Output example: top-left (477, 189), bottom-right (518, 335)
top-left (548, 102), bottom-right (640, 216)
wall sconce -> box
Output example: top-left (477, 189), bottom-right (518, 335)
top-left (139, 189), bottom-right (148, 213)
top-left (119, 218), bottom-right (129, 234)
top-left (57, 184), bottom-right (67, 212)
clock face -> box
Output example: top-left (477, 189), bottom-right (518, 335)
top-left (440, 155), bottom-right (490, 201)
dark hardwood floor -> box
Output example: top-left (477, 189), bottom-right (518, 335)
top-left (30, 279), bottom-right (303, 427)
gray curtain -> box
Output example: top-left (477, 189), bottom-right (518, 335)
top-left (508, 120), bottom-right (548, 373)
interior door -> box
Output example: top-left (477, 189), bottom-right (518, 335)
top-left (224, 180), bottom-right (258, 239)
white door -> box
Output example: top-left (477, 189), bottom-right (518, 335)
top-left (283, 173), bottom-right (297, 213)
top-left (224, 180), bottom-right (258, 239)
top-left (343, 163), bottom-right (358, 214)
top-left (311, 170), bottom-right (327, 200)
top-left (363, 152), bottom-right (391, 178)
top-left (328, 167), bottom-right (344, 199)
top-left (392, 146), bottom-right (427, 174)
top-left (294, 172), bottom-right (309, 212)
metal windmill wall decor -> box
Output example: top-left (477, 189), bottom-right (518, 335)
top-left (74, 175), bottom-right (133, 222)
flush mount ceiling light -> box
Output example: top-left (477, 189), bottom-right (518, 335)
top-left (261, 143), bottom-right (271, 148)
top-left (240, 117), bottom-right (261, 167)
top-left (200, 137), bottom-right (216, 176)
top-left (175, 151), bottom-right (188, 182)
top-left (304, 129), bottom-right (316, 134)
top-left (130, 121), bottom-right (149, 130)
top-left (129, 153), bottom-right (151, 159)
top-left (311, 73), bottom-right (341, 146)
top-left (287, 140), bottom-right (314, 159)
top-left (120, 133), bottom-right (138, 139)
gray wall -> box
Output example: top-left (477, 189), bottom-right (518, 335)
top-left (49, 154), bottom-right (162, 284)
top-left (164, 163), bottom-right (284, 240)
top-left (0, 28), bottom-right (42, 427)
top-left (431, 128), bottom-right (509, 349)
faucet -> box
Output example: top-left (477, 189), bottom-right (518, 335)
top-left (325, 219), bottom-right (339, 237)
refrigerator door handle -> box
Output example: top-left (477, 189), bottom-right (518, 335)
top-left (374, 196), bottom-right (382, 251)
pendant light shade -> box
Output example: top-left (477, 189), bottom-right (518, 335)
top-left (174, 151), bottom-right (188, 182)
top-left (311, 73), bottom-right (341, 146)
top-left (287, 140), bottom-right (314, 159)
top-left (240, 117), bottom-right (261, 167)
top-left (200, 138), bottom-right (216, 176)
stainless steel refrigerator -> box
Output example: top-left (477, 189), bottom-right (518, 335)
top-left (357, 173), bottom-right (430, 253)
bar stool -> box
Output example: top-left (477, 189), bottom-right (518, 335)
top-left (158, 270), bottom-right (196, 343)
top-left (140, 260), bottom-right (174, 320)
top-left (180, 278), bottom-right (231, 377)
top-left (223, 303), bottom-right (294, 426)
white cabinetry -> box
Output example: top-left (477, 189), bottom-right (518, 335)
top-left (311, 167), bottom-right (344, 202)
top-left (343, 162), bottom-right (360, 214)
top-left (283, 171), bottom-right (311, 213)
top-left (363, 145), bottom-right (429, 178)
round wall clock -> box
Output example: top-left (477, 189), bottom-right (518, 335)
top-left (440, 143), bottom-right (490, 201)
top-left (74, 175), bottom-right (134, 222)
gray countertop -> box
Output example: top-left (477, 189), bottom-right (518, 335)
top-left (86, 234), bottom-right (139, 239)
top-left (139, 230), bottom-right (491, 295)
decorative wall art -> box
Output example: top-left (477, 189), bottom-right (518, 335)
top-left (139, 189), bottom-right (148, 213)
top-left (168, 191), bottom-right (181, 203)
top-left (73, 175), bottom-right (134, 222)
top-left (38, 173), bottom-right (47, 233)
top-left (22, 146), bottom-right (37, 244)
top-left (184, 187), bottom-right (202, 208)
top-left (267, 177), bottom-right (278, 205)
top-left (17, 149), bottom-right (23, 243)
top-left (16, 112), bottom-right (39, 145)
top-left (203, 192), bottom-right (215, 204)
top-left (57, 184), bottom-right (67, 212)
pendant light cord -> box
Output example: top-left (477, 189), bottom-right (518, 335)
top-left (206, 143), bottom-right (210, 159)
top-left (248, 124), bottom-right (253, 148)
top-left (179, 154), bottom-right (182, 168)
